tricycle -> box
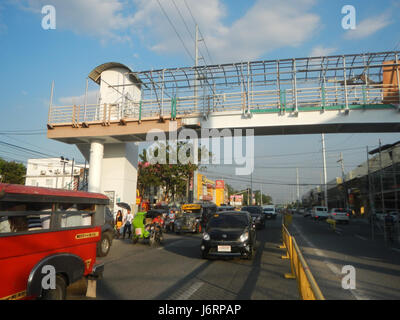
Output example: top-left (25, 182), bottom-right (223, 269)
top-left (132, 211), bottom-right (164, 247)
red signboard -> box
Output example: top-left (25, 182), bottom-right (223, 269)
top-left (216, 180), bottom-right (225, 189)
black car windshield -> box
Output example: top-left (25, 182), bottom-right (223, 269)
top-left (243, 207), bottom-right (262, 214)
top-left (208, 214), bottom-right (248, 229)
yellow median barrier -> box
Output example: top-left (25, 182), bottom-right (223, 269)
top-left (326, 218), bottom-right (336, 231)
top-left (280, 224), bottom-right (325, 300)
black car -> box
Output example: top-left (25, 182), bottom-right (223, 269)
top-left (241, 206), bottom-right (265, 229)
top-left (201, 211), bottom-right (257, 260)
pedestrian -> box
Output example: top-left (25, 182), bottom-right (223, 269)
top-left (123, 209), bottom-right (134, 239)
top-left (115, 210), bottom-right (123, 238)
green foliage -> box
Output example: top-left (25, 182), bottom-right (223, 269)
top-left (138, 141), bottom-right (204, 201)
top-left (0, 158), bottom-right (26, 184)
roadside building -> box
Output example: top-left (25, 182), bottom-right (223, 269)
top-left (302, 140), bottom-right (400, 217)
top-left (25, 158), bottom-right (88, 190)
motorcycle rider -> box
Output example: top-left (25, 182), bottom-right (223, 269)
top-left (151, 214), bottom-right (164, 242)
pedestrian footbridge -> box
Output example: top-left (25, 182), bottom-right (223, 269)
top-left (45, 51), bottom-right (400, 205)
top-left (47, 51), bottom-right (400, 143)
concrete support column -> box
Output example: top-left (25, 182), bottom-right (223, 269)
top-left (88, 140), bottom-right (104, 193)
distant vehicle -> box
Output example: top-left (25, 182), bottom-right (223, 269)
top-left (311, 206), bottom-right (329, 220)
top-left (217, 205), bottom-right (235, 212)
top-left (303, 208), bottom-right (312, 217)
top-left (375, 211), bottom-right (399, 223)
top-left (241, 206), bottom-right (265, 228)
top-left (328, 208), bottom-right (350, 224)
top-left (174, 202), bottom-right (217, 234)
top-left (201, 211), bottom-right (257, 260)
top-left (388, 212), bottom-right (399, 223)
top-left (262, 205), bottom-right (277, 220)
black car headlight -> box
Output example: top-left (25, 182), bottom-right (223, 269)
top-left (239, 232), bottom-right (249, 242)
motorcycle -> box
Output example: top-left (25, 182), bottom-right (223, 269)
top-left (164, 212), bottom-right (176, 233)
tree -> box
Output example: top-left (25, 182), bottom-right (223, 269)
top-left (0, 158), bottom-right (26, 184)
top-left (137, 141), bottom-right (209, 202)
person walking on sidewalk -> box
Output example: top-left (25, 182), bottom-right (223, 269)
top-left (123, 209), bottom-right (134, 240)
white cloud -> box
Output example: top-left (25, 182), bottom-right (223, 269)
top-left (16, 0), bottom-right (136, 42)
top-left (130, 0), bottom-right (321, 63)
top-left (16, 0), bottom-right (321, 62)
top-left (310, 46), bottom-right (337, 57)
top-left (344, 12), bottom-right (393, 40)
top-left (58, 90), bottom-right (99, 106)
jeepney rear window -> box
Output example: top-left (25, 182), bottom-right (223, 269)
top-left (0, 202), bottom-right (53, 233)
top-left (0, 202), bottom-right (95, 234)
top-left (60, 203), bottom-right (94, 228)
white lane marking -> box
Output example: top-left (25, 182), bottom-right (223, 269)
top-left (326, 263), bottom-right (341, 275)
top-left (354, 234), bottom-right (367, 241)
top-left (292, 223), bottom-right (370, 300)
top-left (175, 281), bottom-right (204, 300)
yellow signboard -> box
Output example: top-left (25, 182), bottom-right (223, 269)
top-left (182, 204), bottom-right (201, 211)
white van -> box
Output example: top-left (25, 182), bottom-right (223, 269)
top-left (262, 205), bottom-right (277, 219)
top-left (311, 206), bottom-right (329, 220)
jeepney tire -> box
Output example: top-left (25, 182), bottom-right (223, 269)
top-left (97, 232), bottom-right (112, 257)
top-left (40, 274), bottom-right (67, 300)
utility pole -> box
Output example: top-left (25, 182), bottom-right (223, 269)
top-left (296, 168), bottom-right (300, 205)
top-left (60, 156), bottom-right (69, 190)
top-left (260, 183), bottom-right (263, 206)
top-left (194, 24), bottom-right (199, 113)
top-left (321, 133), bottom-right (328, 207)
top-left (70, 158), bottom-right (75, 190)
top-left (337, 153), bottom-right (348, 209)
top-left (367, 146), bottom-right (375, 240)
top-left (378, 139), bottom-right (385, 213)
top-left (250, 172), bottom-right (253, 205)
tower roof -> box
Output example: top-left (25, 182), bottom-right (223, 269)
top-left (88, 62), bottom-right (141, 85)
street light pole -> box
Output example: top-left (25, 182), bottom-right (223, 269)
top-left (321, 133), bottom-right (328, 207)
top-left (60, 156), bottom-right (69, 190)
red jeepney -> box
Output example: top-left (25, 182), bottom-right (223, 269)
top-left (0, 183), bottom-right (108, 300)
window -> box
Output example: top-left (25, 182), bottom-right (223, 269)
top-left (60, 203), bottom-right (93, 228)
top-left (0, 202), bottom-right (52, 233)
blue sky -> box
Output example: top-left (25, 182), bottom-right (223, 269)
top-left (0, 0), bottom-right (400, 203)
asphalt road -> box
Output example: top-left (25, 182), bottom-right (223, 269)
top-left (290, 214), bottom-right (400, 299)
top-left (68, 214), bottom-right (300, 300)
top-left (66, 213), bottom-right (400, 300)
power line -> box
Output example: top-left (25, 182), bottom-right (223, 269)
top-left (0, 140), bottom-right (58, 158)
top-left (3, 134), bottom-right (60, 158)
top-left (156, 0), bottom-right (195, 63)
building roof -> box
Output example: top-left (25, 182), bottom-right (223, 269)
top-left (88, 62), bottom-right (142, 85)
top-left (0, 183), bottom-right (109, 204)
top-left (369, 140), bottom-right (400, 155)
